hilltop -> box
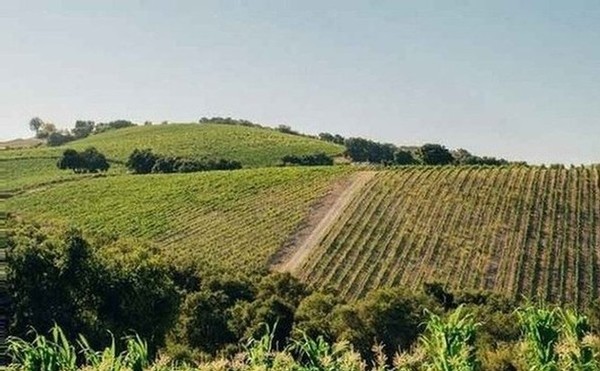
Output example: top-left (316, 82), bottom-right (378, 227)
top-left (1, 122), bottom-right (344, 192)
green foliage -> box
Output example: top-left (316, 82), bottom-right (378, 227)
top-left (517, 306), bottom-right (561, 370)
top-left (71, 121), bottom-right (96, 139)
top-left (281, 153), bottom-right (334, 166)
top-left (8, 226), bottom-right (179, 353)
top-left (344, 137), bottom-right (395, 164)
top-left (57, 147), bottom-right (110, 173)
top-left (126, 148), bottom-right (242, 174)
top-left (331, 288), bottom-right (436, 359)
top-left (418, 144), bottom-right (454, 165)
top-left (556, 309), bottom-right (598, 370)
top-left (7, 326), bottom-right (77, 371)
top-left (230, 274), bottom-right (309, 346)
top-left (47, 131), bottom-right (75, 147)
top-left (419, 305), bottom-right (480, 371)
top-left (393, 150), bottom-right (416, 165)
top-left (318, 132), bottom-right (346, 145)
top-left (5, 306), bottom-right (600, 370)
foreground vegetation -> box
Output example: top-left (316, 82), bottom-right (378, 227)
top-left (6, 225), bottom-right (600, 370)
top-left (6, 306), bottom-right (600, 370)
top-left (301, 166), bottom-right (600, 308)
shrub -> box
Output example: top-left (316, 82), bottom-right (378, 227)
top-left (281, 153), bottom-right (334, 166)
top-left (57, 147), bottom-right (110, 173)
top-left (127, 148), bottom-right (242, 174)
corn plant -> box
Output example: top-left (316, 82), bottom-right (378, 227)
top-left (290, 332), bottom-right (365, 371)
top-left (7, 325), bottom-right (77, 371)
top-left (556, 308), bottom-right (599, 371)
top-left (419, 305), bottom-right (479, 371)
top-left (78, 332), bottom-right (149, 371)
top-left (517, 306), bottom-right (560, 371)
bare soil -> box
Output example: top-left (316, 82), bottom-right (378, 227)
top-left (270, 171), bottom-right (376, 274)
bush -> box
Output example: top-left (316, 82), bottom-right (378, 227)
top-left (126, 149), bottom-right (160, 174)
top-left (344, 137), bottom-right (396, 164)
top-left (47, 131), bottom-right (74, 147)
top-left (57, 147), bottom-right (110, 173)
top-left (281, 153), bottom-right (334, 166)
top-left (418, 143), bottom-right (454, 165)
top-left (127, 148), bottom-right (242, 174)
top-left (93, 120), bottom-right (136, 134)
top-left (8, 226), bottom-right (179, 353)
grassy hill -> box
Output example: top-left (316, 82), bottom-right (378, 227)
top-left (0, 123), bottom-right (345, 166)
top-left (300, 165), bottom-right (600, 307)
top-left (0, 123), bottom-right (344, 192)
top-left (7, 166), bottom-right (351, 276)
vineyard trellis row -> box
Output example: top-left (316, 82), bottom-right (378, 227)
top-left (303, 166), bottom-right (600, 308)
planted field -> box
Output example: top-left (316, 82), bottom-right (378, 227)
top-left (0, 158), bottom-right (125, 192)
top-left (300, 166), bottom-right (600, 307)
top-left (0, 124), bottom-right (344, 168)
top-left (7, 166), bottom-right (350, 275)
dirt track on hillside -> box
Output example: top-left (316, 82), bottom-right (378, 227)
top-left (271, 171), bottom-right (376, 274)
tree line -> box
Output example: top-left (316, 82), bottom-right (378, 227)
top-left (126, 149), bottom-right (242, 174)
top-left (28, 117), bottom-right (136, 147)
top-left (55, 147), bottom-right (243, 174)
top-left (318, 131), bottom-right (515, 166)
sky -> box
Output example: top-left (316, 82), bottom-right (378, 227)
top-left (1, 1), bottom-right (599, 164)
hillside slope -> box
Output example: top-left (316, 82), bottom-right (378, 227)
top-left (299, 166), bottom-right (600, 308)
top-left (7, 167), bottom-right (351, 276)
top-left (0, 124), bottom-right (345, 167)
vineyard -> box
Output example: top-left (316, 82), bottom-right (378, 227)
top-left (0, 123), bottom-right (344, 167)
top-left (6, 166), bottom-right (350, 275)
top-left (0, 158), bottom-right (126, 193)
top-left (300, 166), bottom-right (600, 307)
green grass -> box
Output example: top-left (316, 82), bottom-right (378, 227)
top-left (0, 123), bottom-right (345, 168)
top-left (7, 166), bottom-right (351, 275)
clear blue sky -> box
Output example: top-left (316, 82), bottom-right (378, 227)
top-left (1, 1), bottom-right (599, 164)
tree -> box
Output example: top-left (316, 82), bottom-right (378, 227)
top-left (293, 292), bottom-right (341, 342)
top-left (36, 122), bottom-right (58, 139)
top-left (319, 133), bottom-right (345, 145)
top-left (47, 131), bottom-right (74, 146)
top-left (127, 149), bottom-right (159, 174)
top-left (394, 150), bottom-right (416, 165)
top-left (81, 147), bottom-right (110, 172)
top-left (9, 226), bottom-right (179, 353)
top-left (57, 149), bottom-right (85, 173)
top-left (72, 121), bottom-right (95, 139)
top-left (28, 117), bottom-right (44, 133)
top-left (344, 137), bottom-right (396, 164)
top-left (281, 153), bottom-right (334, 166)
top-left (57, 147), bottom-right (110, 173)
top-left (418, 143), bottom-right (454, 165)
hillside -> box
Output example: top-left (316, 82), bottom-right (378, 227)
top-left (0, 123), bottom-right (345, 167)
top-left (299, 166), bottom-right (600, 307)
top-left (7, 166), bottom-right (351, 276)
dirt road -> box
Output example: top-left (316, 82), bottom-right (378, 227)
top-left (272, 171), bottom-right (376, 274)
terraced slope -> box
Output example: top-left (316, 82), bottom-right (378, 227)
top-left (0, 124), bottom-right (345, 167)
top-left (7, 167), bottom-right (351, 275)
top-left (300, 166), bottom-right (600, 308)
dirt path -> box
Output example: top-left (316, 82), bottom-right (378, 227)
top-left (271, 170), bottom-right (377, 274)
